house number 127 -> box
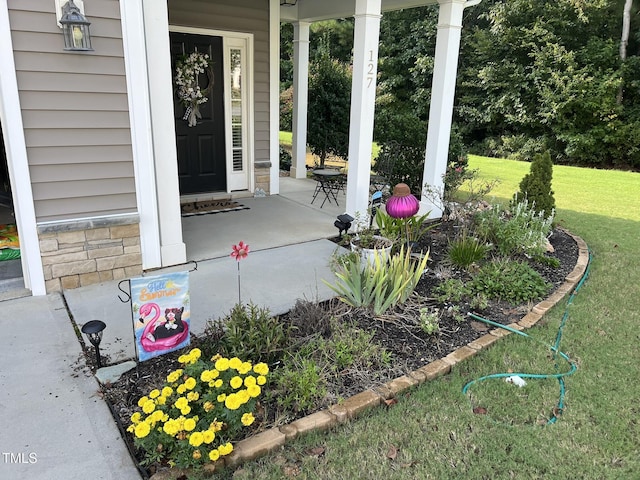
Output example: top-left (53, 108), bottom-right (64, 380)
top-left (367, 50), bottom-right (375, 88)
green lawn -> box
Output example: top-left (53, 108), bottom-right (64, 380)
top-left (229, 156), bottom-right (640, 480)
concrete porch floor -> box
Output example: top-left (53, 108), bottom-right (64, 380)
top-left (182, 175), bottom-right (347, 261)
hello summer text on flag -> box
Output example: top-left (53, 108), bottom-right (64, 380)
top-left (130, 271), bottom-right (190, 362)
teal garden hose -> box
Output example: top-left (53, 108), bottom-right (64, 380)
top-left (462, 250), bottom-right (592, 426)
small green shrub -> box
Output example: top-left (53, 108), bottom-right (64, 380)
top-left (286, 298), bottom-right (332, 338)
top-left (205, 303), bottom-right (290, 366)
top-left (470, 260), bottom-right (551, 304)
top-left (318, 319), bottom-right (392, 371)
top-left (474, 198), bottom-right (554, 258)
top-left (419, 308), bottom-right (440, 335)
top-left (279, 146), bottom-right (292, 171)
top-left (446, 233), bottom-right (489, 269)
top-left (515, 151), bottom-right (556, 217)
top-left (271, 355), bottom-right (327, 414)
top-left (433, 278), bottom-right (470, 303)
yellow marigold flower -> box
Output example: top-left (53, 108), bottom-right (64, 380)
top-left (211, 353), bottom-right (221, 361)
top-left (210, 369), bottom-right (219, 379)
top-left (187, 391), bottom-right (199, 402)
top-left (177, 384), bottom-right (187, 394)
top-left (126, 424), bottom-right (135, 433)
top-left (190, 348), bottom-right (202, 360)
top-left (253, 362), bottom-right (269, 376)
top-left (210, 420), bottom-right (224, 432)
top-left (178, 354), bottom-right (188, 363)
top-left (243, 375), bottom-right (257, 387)
top-left (130, 412), bottom-right (141, 424)
top-left (209, 449), bottom-right (220, 462)
top-left (162, 386), bottom-right (173, 397)
top-left (202, 429), bottom-right (215, 444)
top-left (134, 422), bottom-right (151, 439)
top-left (219, 442), bottom-right (234, 456)
top-left (180, 406), bottom-right (191, 415)
top-left (192, 449), bottom-right (201, 460)
top-left (214, 357), bottom-right (230, 371)
top-left (200, 370), bottom-right (212, 382)
top-left (151, 410), bottom-right (164, 423)
top-left (166, 370), bottom-right (182, 383)
top-left (225, 393), bottom-right (241, 410)
top-left (189, 431), bottom-right (204, 447)
top-left (237, 389), bottom-right (251, 404)
top-left (257, 375), bottom-right (267, 386)
top-left (184, 377), bottom-right (197, 390)
top-left (228, 357), bottom-right (242, 370)
top-left (247, 384), bottom-right (261, 398)
top-left (230, 376), bottom-right (243, 389)
top-left (174, 397), bottom-right (189, 410)
top-left (217, 393), bottom-right (226, 403)
top-left (214, 379), bottom-right (223, 388)
top-left (239, 362), bottom-right (252, 375)
top-left (241, 412), bottom-right (255, 426)
top-left (203, 401), bottom-right (215, 412)
top-left (137, 396), bottom-right (149, 408)
top-left (163, 420), bottom-right (179, 436)
top-left (156, 396), bottom-right (166, 406)
top-left (183, 418), bottom-right (197, 431)
top-left (142, 400), bottom-right (156, 414)
top-left (149, 389), bottom-right (160, 399)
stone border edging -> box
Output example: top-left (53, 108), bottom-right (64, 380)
top-left (150, 230), bottom-right (589, 479)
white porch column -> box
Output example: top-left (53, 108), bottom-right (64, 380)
top-left (120, 0), bottom-right (162, 269)
top-left (290, 21), bottom-right (311, 179)
top-left (269, 0), bottom-right (281, 194)
top-left (421, 0), bottom-right (467, 218)
top-left (142, 0), bottom-right (186, 266)
top-left (345, 0), bottom-right (382, 223)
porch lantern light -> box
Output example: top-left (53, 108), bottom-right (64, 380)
top-left (60, 0), bottom-right (93, 51)
top-left (280, 0), bottom-right (298, 5)
top-left (81, 320), bottom-right (106, 368)
top-left (334, 213), bottom-right (354, 239)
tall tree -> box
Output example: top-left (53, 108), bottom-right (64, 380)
top-left (306, 39), bottom-right (352, 168)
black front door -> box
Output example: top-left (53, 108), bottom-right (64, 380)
top-left (171, 33), bottom-right (226, 194)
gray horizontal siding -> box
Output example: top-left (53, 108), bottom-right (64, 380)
top-left (8, 0), bottom-right (137, 223)
top-left (168, 0), bottom-right (272, 167)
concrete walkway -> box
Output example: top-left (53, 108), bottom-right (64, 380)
top-left (0, 176), bottom-right (349, 479)
top-left (0, 294), bottom-right (140, 479)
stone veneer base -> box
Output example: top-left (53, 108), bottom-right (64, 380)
top-left (149, 230), bottom-right (589, 480)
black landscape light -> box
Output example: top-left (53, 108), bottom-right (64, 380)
top-left (334, 213), bottom-right (354, 239)
top-left (81, 320), bottom-right (106, 368)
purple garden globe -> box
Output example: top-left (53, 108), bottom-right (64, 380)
top-left (386, 183), bottom-right (420, 219)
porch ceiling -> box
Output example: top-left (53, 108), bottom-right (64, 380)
top-left (280, 0), bottom-right (439, 23)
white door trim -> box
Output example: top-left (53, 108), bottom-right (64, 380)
top-left (169, 26), bottom-right (255, 195)
top-left (0, 0), bottom-right (45, 295)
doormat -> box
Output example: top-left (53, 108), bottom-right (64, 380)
top-left (181, 200), bottom-right (249, 217)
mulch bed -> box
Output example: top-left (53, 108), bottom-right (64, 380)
top-left (100, 220), bottom-right (579, 474)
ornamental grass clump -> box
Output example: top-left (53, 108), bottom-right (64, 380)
top-left (128, 347), bottom-right (268, 470)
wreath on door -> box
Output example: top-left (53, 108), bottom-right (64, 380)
top-left (175, 51), bottom-right (214, 127)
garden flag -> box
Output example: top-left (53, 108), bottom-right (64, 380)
top-left (131, 271), bottom-right (190, 362)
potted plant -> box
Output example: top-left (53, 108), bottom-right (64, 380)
top-left (349, 213), bottom-right (394, 267)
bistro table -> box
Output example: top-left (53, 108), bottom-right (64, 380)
top-left (310, 169), bottom-right (345, 208)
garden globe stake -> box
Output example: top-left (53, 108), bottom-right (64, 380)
top-left (386, 183), bottom-right (420, 250)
